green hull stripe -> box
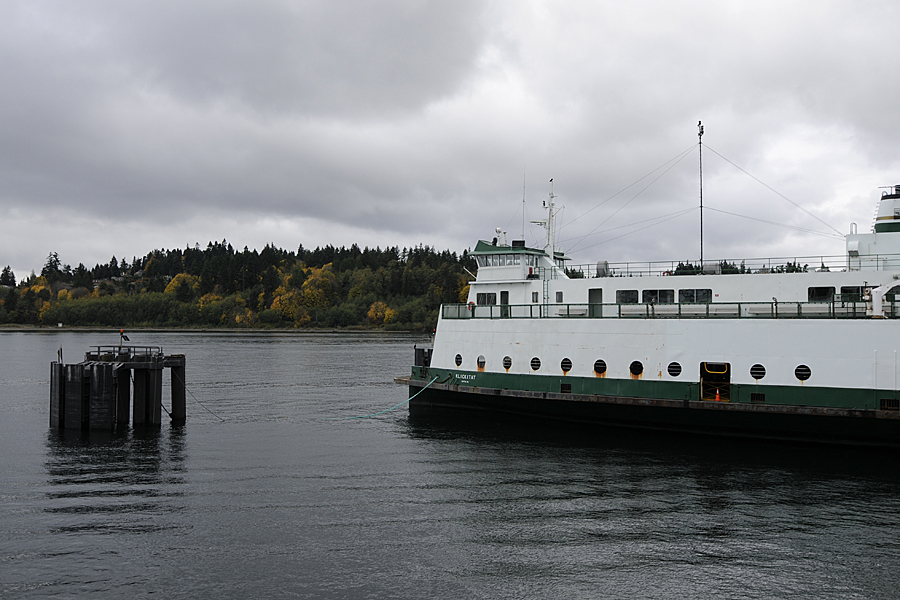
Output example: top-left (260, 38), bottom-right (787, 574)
top-left (411, 367), bottom-right (897, 411)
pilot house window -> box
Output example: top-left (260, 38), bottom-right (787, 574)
top-left (476, 293), bottom-right (497, 305)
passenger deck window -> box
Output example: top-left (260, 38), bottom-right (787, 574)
top-left (476, 293), bottom-right (497, 305)
top-left (642, 289), bottom-right (675, 304)
top-left (839, 286), bottom-right (862, 301)
top-left (679, 289), bottom-right (712, 303)
top-left (616, 290), bottom-right (639, 304)
top-left (807, 286), bottom-right (835, 302)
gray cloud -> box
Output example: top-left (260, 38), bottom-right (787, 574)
top-left (2, 0), bottom-right (900, 277)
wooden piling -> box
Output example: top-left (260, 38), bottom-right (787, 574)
top-left (89, 363), bottom-right (115, 430)
top-left (170, 361), bottom-right (186, 425)
top-left (50, 362), bottom-right (65, 428)
top-left (148, 366), bottom-right (163, 426)
top-left (51, 345), bottom-right (186, 430)
top-left (64, 364), bottom-right (86, 430)
top-left (116, 368), bottom-right (131, 426)
top-left (133, 369), bottom-right (147, 426)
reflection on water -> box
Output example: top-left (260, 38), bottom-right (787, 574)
top-left (3, 331), bottom-right (900, 599)
top-left (403, 409), bottom-right (900, 599)
top-left (44, 427), bottom-right (186, 535)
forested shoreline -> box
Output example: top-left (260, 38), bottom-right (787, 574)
top-left (0, 242), bottom-right (474, 331)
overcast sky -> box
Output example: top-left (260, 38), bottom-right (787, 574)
top-left (2, 0), bottom-right (899, 278)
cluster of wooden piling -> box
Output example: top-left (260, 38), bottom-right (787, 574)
top-left (50, 346), bottom-right (185, 430)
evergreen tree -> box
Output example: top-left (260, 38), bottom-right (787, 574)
top-left (0, 266), bottom-right (14, 286)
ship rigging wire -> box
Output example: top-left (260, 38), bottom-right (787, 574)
top-left (552, 141), bottom-right (842, 254)
top-left (703, 144), bottom-right (843, 236)
top-left (703, 206), bottom-right (843, 239)
top-left (564, 146), bottom-right (697, 254)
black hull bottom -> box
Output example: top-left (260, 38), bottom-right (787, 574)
top-left (408, 384), bottom-right (900, 448)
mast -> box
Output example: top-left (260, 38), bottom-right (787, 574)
top-left (698, 121), bottom-right (704, 265)
top-left (529, 178), bottom-right (558, 260)
top-left (522, 169), bottom-right (526, 240)
top-left (547, 178), bottom-right (556, 257)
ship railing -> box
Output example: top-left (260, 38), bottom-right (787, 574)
top-left (442, 300), bottom-right (898, 320)
top-left (84, 345), bottom-right (164, 362)
top-left (554, 252), bottom-right (900, 279)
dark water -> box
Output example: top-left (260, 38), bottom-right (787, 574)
top-left (2, 331), bottom-right (900, 599)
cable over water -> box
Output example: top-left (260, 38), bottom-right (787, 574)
top-left (333, 376), bottom-right (439, 420)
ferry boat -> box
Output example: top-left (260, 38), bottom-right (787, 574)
top-left (398, 184), bottom-right (900, 446)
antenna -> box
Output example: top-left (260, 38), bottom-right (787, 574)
top-left (548, 179), bottom-right (556, 256)
top-left (522, 168), bottom-right (526, 240)
top-left (698, 121), bottom-right (704, 265)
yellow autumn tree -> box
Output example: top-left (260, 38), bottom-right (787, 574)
top-left (300, 264), bottom-right (338, 309)
top-left (271, 289), bottom-right (310, 325)
top-left (164, 273), bottom-right (200, 294)
top-left (367, 301), bottom-right (395, 326)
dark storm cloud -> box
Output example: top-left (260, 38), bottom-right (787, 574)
top-left (2, 0), bottom-right (900, 276)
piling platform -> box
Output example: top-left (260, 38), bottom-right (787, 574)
top-left (50, 345), bottom-right (186, 430)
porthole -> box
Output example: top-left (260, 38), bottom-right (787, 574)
top-left (593, 359), bottom-right (607, 375)
top-left (503, 356), bottom-right (512, 371)
top-left (795, 365), bottom-right (811, 381)
top-left (750, 364), bottom-right (766, 380)
top-left (531, 357), bottom-right (541, 371)
top-left (667, 362), bottom-right (682, 377)
top-left (477, 355), bottom-right (486, 369)
top-left (455, 354), bottom-right (462, 367)
top-left (561, 358), bottom-right (572, 373)
top-left (630, 361), bottom-right (644, 376)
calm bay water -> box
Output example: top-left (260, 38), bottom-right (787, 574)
top-left (2, 330), bottom-right (900, 599)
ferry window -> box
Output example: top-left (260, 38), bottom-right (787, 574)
top-left (532, 291), bottom-right (539, 303)
top-left (679, 289), bottom-right (712, 303)
top-left (795, 364), bottom-right (811, 381)
top-left (530, 357), bottom-right (541, 371)
top-left (560, 358), bottom-right (572, 373)
top-left (642, 289), bottom-right (674, 304)
top-left (455, 354), bottom-right (462, 367)
top-left (630, 361), bottom-right (644, 376)
top-left (556, 291), bottom-right (564, 303)
top-left (840, 286), bottom-right (863, 301)
top-left (526, 255), bottom-right (534, 266)
top-left (808, 287), bottom-right (835, 302)
top-left (498, 255), bottom-right (506, 266)
top-left (512, 255), bottom-right (520, 265)
top-left (616, 290), bottom-right (639, 304)
top-left (491, 255), bottom-right (499, 266)
top-left (477, 355), bottom-right (486, 369)
top-left (667, 362), bottom-right (682, 377)
top-left (750, 364), bottom-right (766, 380)
top-left (476, 293), bottom-right (497, 305)
top-left (593, 359), bottom-right (607, 375)
top-left (503, 356), bottom-right (512, 370)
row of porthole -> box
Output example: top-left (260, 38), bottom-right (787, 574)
top-left (456, 353), bottom-right (812, 381)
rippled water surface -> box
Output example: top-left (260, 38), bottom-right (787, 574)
top-left (2, 330), bottom-right (900, 599)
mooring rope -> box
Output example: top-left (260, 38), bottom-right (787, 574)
top-left (334, 376), bottom-right (439, 420)
top-left (170, 368), bottom-right (226, 422)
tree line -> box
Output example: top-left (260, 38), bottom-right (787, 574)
top-left (0, 242), bottom-right (474, 330)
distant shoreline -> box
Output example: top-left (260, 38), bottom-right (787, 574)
top-left (0, 324), bottom-right (426, 335)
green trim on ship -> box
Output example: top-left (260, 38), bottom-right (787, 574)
top-left (410, 366), bottom-right (897, 411)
